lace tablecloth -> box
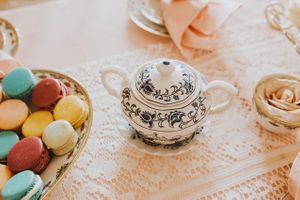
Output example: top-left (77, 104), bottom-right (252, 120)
top-left (46, 0), bottom-right (300, 199)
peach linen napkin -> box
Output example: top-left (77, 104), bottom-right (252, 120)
top-left (161, 0), bottom-right (242, 59)
top-left (289, 152), bottom-right (300, 199)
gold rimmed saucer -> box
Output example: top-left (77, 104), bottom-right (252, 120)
top-left (140, 0), bottom-right (164, 26)
top-left (128, 0), bottom-right (169, 38)
top-left (0, 17), bottom-right (19, 56)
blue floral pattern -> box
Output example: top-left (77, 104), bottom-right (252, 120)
top-left (121, 88), bottom-right (207, 130)
top-left (136, 66), bottom-right (195, 103)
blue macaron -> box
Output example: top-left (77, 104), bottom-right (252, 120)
top-left (0, 131), bottom-right (19, 160)
top-left (1, 170), bottom-right (44, 200)
top-left (2, 67), bottom-right (36, 100)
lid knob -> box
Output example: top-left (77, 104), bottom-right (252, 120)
top-left (157, 60), bottom-right (175, 76)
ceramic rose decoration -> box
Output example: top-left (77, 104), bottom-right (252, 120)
top-left (267, 82), bottom-right (300, 111)
top-left (100, 59), bottom-right (237, 145)
top-left (253, 74), bottom-right (300, 134)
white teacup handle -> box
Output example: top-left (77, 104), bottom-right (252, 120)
top-left (100, 67), bottom-right (129, 98)
top-left (204, 80), bottom-right (238, 114)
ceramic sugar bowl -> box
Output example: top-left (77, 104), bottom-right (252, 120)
top-left (100, 59), bottom-right (238, 145)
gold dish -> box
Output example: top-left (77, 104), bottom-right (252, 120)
top-left (0, 69), bottom-right (93, 199)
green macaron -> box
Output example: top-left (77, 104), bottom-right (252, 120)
top-left (2, 67), bottom-right (36, 100)
top-left (0, 131), bottom-right (19, 160)
top-left (1, 170), bottom-right (44, 200)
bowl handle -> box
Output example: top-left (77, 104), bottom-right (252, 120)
top-left (100, 67), bottom-right (129, 98)
top-left (204, 80), bottom-right (238, 114)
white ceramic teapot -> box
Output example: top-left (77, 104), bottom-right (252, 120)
top-left (100, 59), bottom-right (237, 145)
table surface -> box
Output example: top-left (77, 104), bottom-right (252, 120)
top-left (0, 0), bottom-right (50, 11)
top-left (0, 0), bottom-right (298, 199)
top-left (0, 0), bottom-right (169, 68)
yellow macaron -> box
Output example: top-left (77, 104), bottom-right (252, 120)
top-left (73, 102), bottom-right (89, 128)
top-left (53, 96), bottom-right (88, 128)
top-left (22, 111), bottom-right (54, 137)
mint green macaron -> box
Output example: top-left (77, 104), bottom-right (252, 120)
top-left (2, 67), bottom-right (36, 100)
top-left (1, 170), bottom-right (43, 200)
top-left (0, 131), bottom-right (19, 160)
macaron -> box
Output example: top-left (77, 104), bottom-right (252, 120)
top-left (0, 99), bottom-right (29, 130)
top-left (1, 170), bottom-right (43, 200)
top-left (54, 95), bottom-right (89, 128)
top-left (43, 120), bottom-right (78, 156)
top-left (0, 60), bottom-right (20, 74)
top-left (32, 78), bottom-right (70, 110)
top-left (22, 111), bottom-right (54, 137)
top-left (0, 131), bottom-right (19, 160)
top-left (0, 164), bottom-right (13, 193)
top-left (2, 67), bottom-right (36, 100)
top-left (0, 51), bottom-right (21, 75)
top-left (7, 136), bottom-right (51, 174)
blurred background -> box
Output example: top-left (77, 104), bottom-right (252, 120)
top-left (0, 0), bottom-right (168, 68)
top-left (0, 0), bottom-right (49, 10)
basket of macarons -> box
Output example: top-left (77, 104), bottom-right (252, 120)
top-left (0, 63), bottom-right (93, 200)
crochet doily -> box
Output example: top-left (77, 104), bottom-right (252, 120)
top-left (45, 1), bottom-right (300, 199)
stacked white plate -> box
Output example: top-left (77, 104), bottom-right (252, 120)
top-left (128, 0), bottom-right (170, 37)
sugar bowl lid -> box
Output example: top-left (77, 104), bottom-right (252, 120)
top-left (133, 59), bottom-right (201, 107)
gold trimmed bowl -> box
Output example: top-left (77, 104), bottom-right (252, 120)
top-left (1, 69), bottom-right (93, 199)
top-left (35, 70), bottom-right (93, 199)
top-left (253, 74), bottom-right (300, 134)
